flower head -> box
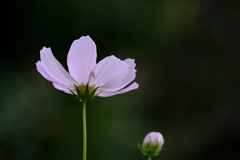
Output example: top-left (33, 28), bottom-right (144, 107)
top-left (138, 132), bottom-right (164, 156)
top-left (36, 36), bottom-right (138, 101)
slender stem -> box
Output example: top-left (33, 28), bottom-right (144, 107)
top-left (148, 156), bottom-right (151, 160)
top-left (82, 100), bottom-right (87, 160)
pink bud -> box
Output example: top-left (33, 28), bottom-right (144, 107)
top-left (142, 132), bottom-right (164, 151)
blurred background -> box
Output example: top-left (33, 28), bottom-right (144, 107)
top-left (1, 0), bottom-right (240, 159)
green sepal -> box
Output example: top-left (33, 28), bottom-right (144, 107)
top-left (89, 86), bottom-right (99, 98)
top-left (138, 143), bottom-right (164, 157)
top-left (69, 83), bottom-right (99, 101)
top-left (84, 83), bottom-right (90, 97)
top-left (138, 143), bottom-right (143, 150)
top-left (69, 88), bottom-right (78, 99)
top-left (75, 84), bottom-right (82, 97)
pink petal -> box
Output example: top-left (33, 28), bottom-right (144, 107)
top-left (125, 58), bottom-right (136, 71)
top-left (53, 83), bottom-right (75, 94)
top-left (36, 61), bottom-right (60, 84)
top-left (40, 47), bottom-right (77, 88)
top-left (104, 58), bottom-right (137, 91)
top-left (89, 55), bottom-right (129, 89)
top-left (97, 82), bottom-right (139, 97)
top-left (67, 36), bottom-right (97, 84)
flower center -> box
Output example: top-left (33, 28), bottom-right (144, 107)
top-left (77, 85), bottom-right (95, 95)
top-left (70, 83), bottom-right (99, 101)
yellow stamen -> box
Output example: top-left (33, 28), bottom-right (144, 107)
top-left (77, 85), bottom-right (95, 95)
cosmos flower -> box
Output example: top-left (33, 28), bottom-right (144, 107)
top-left (139, 132), bottom-right (164, 156)
top-left (142, 132), bottom-right (164, 151)
top-left (36, 36), bottom-right (138, 100)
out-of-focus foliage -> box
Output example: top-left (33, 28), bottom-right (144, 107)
top-left (1, 0), bottom-right (240, 160)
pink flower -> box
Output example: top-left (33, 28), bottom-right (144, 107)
top-left (36, 36), bottom-right (138, 99)
top-left (139, 132), bottom-right (164, 156)
top-left (142, 132), bottom-right (164, 152)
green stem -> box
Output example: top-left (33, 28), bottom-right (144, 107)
top-left (82, 100), bottom-right (87, 160)
top-left (148, 156), bottom-right (151, 160)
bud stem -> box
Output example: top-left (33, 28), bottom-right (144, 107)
top-left (82, 100), bottom-right (87, 160)
top-left (148, 156), bottom-right (151, 160)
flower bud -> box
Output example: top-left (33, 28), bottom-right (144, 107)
top-left (138, 132), bottom-right (164, 156)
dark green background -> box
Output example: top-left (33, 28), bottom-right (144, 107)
top-left (1, 0), bottom-right (240, 160)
